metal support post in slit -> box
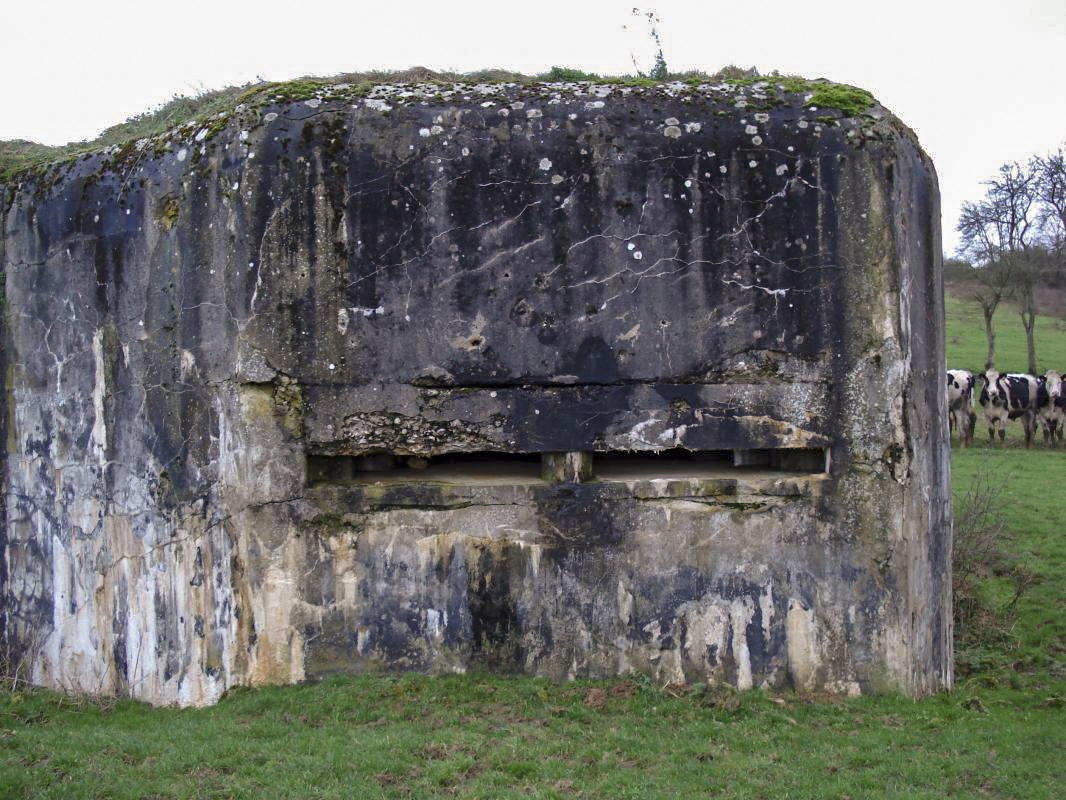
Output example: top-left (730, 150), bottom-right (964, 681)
top-left (541, 451), bottom-right (594, 483)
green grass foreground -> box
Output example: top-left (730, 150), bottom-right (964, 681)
top-left (2, 296), bottom-right (1065, 799)
top-left (1, 640), bottom-right (1064, 800)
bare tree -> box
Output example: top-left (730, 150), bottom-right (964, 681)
top-left (1013, 253), bottom-right (1041, 375)
top-left (949, 249), bottom-right (1014, 369)
top-left (1034, 145), bottom-right (1066, 232)
top-left (1034, 144), bottom-right (1066, 280)
top-left (957, 162), bottom-right (1041, 372)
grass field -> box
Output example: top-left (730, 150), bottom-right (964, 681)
top-left (945, 293), bottom-right (1066, 375)
top-left (2, 294), bottom-right (1065, 799)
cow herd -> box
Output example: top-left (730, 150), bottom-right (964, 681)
top-left (947, 368), bottom-right (1065, 447)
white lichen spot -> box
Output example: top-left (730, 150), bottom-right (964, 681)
top-left (776, 164), bottom-right (789, 175)
top-left (663, 125), bottom-right (682, 139)
top-left (664, 117), bottom-right (680, 126)
top-left (754, 112), bottom-right (770, 123)
top-left (337, 308), bottom-right (349, 334)
top-left (240, 130), bottom-right (249, 141)
top-left (328, 363), bottom-right (336, 371)
top-left (719, 165), bottom-right (728, 174)
top-left (633, 251), bottom-right (643, 260)
top-left (430, 125), bottom-right (444, 135)
top-left (787, 145), bottom-right (794, 152)
top-left (195, 128), bottom-right (209, 142)
top-left (263, 112), bottom-right (278, 123)
top-left (735, 99), bottom-right (748, 108)
top-left (498, 108), bottom-right (510, 117)
top-left (93, 214), bottom-right (99, 223)
top-left (584, 100), bottom-right (605, 110)
top-left (489, 391), bottom-right (497, 398)
top-left (232, 182), bottom-right (240, 191)
top-left (748, 160), bottom-right (757, 168)
top-left (365, 98), bottom-right (391, 112)
top-left (305, 98), bottom-right (321, 109)
top-left (461, 147), bottom-right (470, 157)
top-left (551, 174), bottom-right (564, 184)
top-left (526, 109), bottom-right (542, 119)
top-left (627, 242), bottom-right (635, 251)
top-left (419, 127), bottom-right (432, 137)
top-left (745, 124), bottom-right (758, 135)
top-left (568, 113), bottom-right (578, 121)
top-left (538, 158), bottom-right (552, 171)
top-left (511, 101), bottom-right (525, 110)
top-left (684, 179), bottom-right (692, 187)
top-left (480, 100), bottom-right (495, 108)
top-left (751, 136), bottom-right (762, 146)
top-left (798, 120), bottom-right (809, 129)
top-left (176, 148), bottom-right (187, 162)
top-left (684, 121), bottom-right (702, 133)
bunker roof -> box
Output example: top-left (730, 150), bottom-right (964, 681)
top-left (1, 68), bottom-right (887, 186)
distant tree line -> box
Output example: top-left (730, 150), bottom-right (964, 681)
top-left (950, 143), bottom-right (1066, 372)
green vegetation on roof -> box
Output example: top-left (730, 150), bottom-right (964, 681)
top-left (0, 66), bottom-right (878, 186)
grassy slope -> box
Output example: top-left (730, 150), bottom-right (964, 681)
top-left (945, 293), bottom-right (1066, 374)
top-left (1, 295), bottom-right (1064, 799)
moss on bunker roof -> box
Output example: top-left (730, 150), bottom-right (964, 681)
top-left (0, 67), bottom-right (880, 185)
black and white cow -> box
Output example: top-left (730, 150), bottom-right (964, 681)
top-left (946, 369), bottom-right (976, 446)
top-left (1036, 370), bottom-right (1064, 447)
top-left (978, 369), bottom-right (1039, 447)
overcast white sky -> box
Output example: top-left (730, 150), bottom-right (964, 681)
top-left (3, 0), bottom-right (1064, 252)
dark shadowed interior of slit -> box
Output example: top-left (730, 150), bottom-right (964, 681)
top-left (306, 447), bottom-right (827, 485)
top-left (306, 451), bottom-right (543, 485)
top-left (594, 447), bottom-right (826, 479)
top-left (593, 448), bottom-right (733, 480)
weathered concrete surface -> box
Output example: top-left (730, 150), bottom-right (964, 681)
top-left (0, 79), bottom-right (951, 704)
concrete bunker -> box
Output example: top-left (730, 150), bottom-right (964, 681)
top-left (0, 77), bottom-right (951, 705)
